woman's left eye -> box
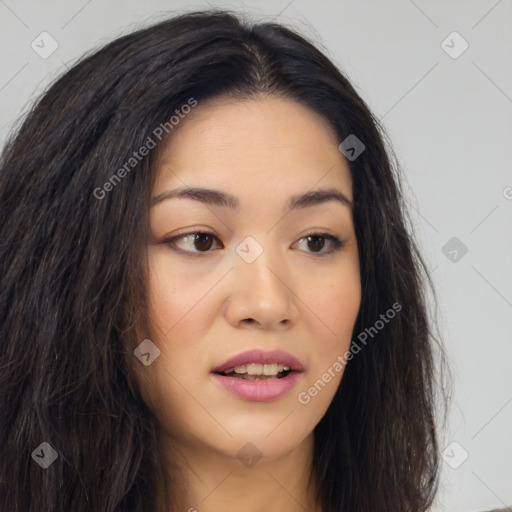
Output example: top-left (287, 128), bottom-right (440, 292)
top-left (293, 234), bottom-right (345, 255)
top-left (162, 232), bottom-right (344, 256)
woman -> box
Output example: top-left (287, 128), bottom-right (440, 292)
top-left (0, 10), bottom-right (449, 512)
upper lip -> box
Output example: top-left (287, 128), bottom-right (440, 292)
top-left (211, 349), bottom-right (305, 373)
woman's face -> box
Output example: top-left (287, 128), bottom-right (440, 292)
top-left (139, 95), bottom-right (361, 466)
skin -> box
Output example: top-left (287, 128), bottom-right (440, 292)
top-left (136, 95), bottom-right (361, 512)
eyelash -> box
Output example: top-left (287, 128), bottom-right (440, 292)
top-left (160, 231), bottom-right (345, 257)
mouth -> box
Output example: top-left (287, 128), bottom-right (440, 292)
top-left (215, 363), bottom-right (294, 381)
top-left (210, 350), bottom-right (304, 402)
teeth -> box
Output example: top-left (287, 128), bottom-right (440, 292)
top-left (263, 363), bottom-right (278, 375)
top-left (247, 363), bottom-right (263, 375)
top-left (223, 363), bottom-right (291, 376)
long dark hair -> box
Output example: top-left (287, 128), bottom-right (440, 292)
top-left (0, 10), bottom-right (449, 511)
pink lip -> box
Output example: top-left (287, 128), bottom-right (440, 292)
top-left (211, 349), bottom-right (305, 373)
top-left (211, 371), bottom-right (302, 402)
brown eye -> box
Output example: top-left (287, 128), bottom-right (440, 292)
top-left (305, 235), bottom-right (325, 252)
top-left (162, 232), bottom-right (223, 255)
top-left (192, 233), bottom-right (214, 251)
top-left (294, 233), bottom-right (344, 256)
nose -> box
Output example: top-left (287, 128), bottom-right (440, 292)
top-left (224, 242), bottom-right (299, 330)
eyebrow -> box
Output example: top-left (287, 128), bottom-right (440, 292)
top-left (150, 186), bottom-right (353, 211)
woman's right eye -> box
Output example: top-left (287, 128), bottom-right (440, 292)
top-left (163, 232), bottom-right (223, 255)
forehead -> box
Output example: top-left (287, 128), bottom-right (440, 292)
top-left (152, 96), bottom-right (353, 201)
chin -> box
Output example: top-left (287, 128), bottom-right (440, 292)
top-left (214, 415), bottom-right (315, 458)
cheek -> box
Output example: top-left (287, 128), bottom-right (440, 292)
top-left (295, 276), bottom-right (360, 418)
top-left (305, 266), bottom-right (361, 343)
top-left (138, 260), bottom-right (213, 423)
top-left (331, 277), bottom-right (361, 342)
top-left (141, 256), bottom-right (216, 409)
top-left (146, 252), bottom-right (215, 339)
top-left (300, 265), bottom-right (361, 397)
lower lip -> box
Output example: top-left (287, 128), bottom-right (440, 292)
top-left (211, 371), bottom-right (302, 402)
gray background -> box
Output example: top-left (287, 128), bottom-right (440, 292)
top-left (1, 1), bottom-right (511, 510)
